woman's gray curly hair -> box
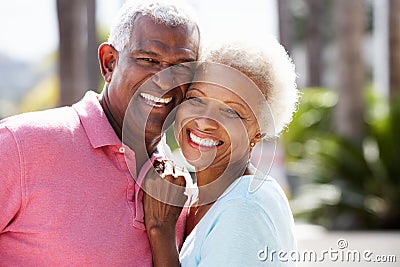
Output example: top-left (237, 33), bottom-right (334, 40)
top-left (108, 0), bottom-right (198, 52)
top-left (200, 37), bottom-right (300, 139)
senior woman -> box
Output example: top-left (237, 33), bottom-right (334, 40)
top-left (143, 37), bottom-right (300, 266)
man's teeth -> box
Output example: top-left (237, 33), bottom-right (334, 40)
top-left (141, 93), bottom-right (172, 104)
top-left (189, 131), bottom-right (221, 147)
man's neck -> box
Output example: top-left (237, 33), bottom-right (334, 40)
top-left (123, 133), bottom-right (162, 177)
top-left (99, 89), bottom-right (123, 140)
top-left (139, 138), bottom-right (162, 172)
top-left (99, 88), bottom-right (162, 176)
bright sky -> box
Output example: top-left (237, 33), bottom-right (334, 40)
top-left (0, 0), bottom-right (277, 63)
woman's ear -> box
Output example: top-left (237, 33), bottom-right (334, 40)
top-left (250, 132), bottom-right (265, 147)
top-left (98, 43), bottom-right (118, 83)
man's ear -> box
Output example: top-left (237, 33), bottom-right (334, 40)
top-left (98, 43), bottom-right (118, 83)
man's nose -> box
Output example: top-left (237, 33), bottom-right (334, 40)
top-left (151, 64), bottom-right (174, 91)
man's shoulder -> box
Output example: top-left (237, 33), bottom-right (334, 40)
top-left (0, 91), bottom-right (102, 133)
top-left (0, 106), bottom-right (84, 158)
top-left (0, 106), bottom-right (79, 135)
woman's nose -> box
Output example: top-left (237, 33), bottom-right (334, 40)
top-left (194, 104), bottom-right (220, 132)
top-left (194, 116), bottom-right (219, 133)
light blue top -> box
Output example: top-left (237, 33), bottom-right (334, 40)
top-left (179, 175), bottom-right (297, 266)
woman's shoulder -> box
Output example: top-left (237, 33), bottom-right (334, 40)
top-left (215, 175), bottom-right (295, 232)
top-left (219, 175), bottom-right (289, 206)
top-left (213, 175), bottom-right (296, 248)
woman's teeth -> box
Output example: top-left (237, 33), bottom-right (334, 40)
top-left (189, 131), bottom-right (221, 147)
top-left (141, 93), bottom-right (172, 106)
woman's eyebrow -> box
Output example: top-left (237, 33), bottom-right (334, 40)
top-left (177, 57), bottom-right (196, 63)
top-left (187, 87), bottom-right (205, 96)
top-left (224, 100), bottom-right (248, 112)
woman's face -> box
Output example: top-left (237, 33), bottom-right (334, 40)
top-left (174, 79), bottom-right (261, 173)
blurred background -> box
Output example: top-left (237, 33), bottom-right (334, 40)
top-left (1, 0), bottom-right (399, 265)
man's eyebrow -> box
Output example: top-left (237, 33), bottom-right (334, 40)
top-left (131, 49), bottom-right (196, 62)
top-left (132, 49), bottom-right (160, 57)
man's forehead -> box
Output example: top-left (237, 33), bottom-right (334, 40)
top-left (126, 15), bottom-right (198, 59)
top-left (132, 14), bottom-right (198, 40)
top-left (125, 41), bottom-right (197, 64)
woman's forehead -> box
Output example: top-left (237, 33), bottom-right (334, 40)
top-left (190, 62), bottom-right (272, 133)
top-left (192, 63), bottom-right (264, 106)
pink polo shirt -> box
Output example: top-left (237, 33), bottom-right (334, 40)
top-left (0, 91), bottom-right (186, 266)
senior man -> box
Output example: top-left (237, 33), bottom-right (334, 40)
top-left (0, 0), bottom-right (200, 265)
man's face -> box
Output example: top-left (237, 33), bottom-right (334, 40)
top-left (101, 14), bottom-right (199, 144)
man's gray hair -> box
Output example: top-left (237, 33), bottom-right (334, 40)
top-left (108, 0), bottom-right (198, 52)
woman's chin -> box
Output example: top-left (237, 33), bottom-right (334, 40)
top-left (184, 155), bottom-right (215, 172)
top-left (180, 146), bottom-right (217, 170)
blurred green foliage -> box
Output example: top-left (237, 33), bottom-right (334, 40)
top-left (19, 76), bottom-right (59, 113)
top-left (284, 88), bottom-right (400, 229)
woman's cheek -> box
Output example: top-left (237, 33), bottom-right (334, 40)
top-left (174, 105), bottom-right (191, 141)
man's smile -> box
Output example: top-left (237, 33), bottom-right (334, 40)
top-left (140, 92), bottom-right (173, 107)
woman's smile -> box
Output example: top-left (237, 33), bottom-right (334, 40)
top-left (186, 129), bottom-right (223, 150)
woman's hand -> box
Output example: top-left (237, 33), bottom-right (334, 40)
top-left (143, 159), bottom-right (188, 267)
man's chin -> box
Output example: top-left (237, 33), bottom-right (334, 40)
top-left (145, 122), bottom-right (165, 139)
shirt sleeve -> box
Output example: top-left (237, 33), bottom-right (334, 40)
top-left (0, 126), bottom-right (22, 233)
top-left (198, 199), bottom-right (294, 267)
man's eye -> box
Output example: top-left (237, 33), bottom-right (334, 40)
top-left (137, 58), bottom-right (158, 63)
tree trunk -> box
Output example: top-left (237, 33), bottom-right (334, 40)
top-left (389, 0), bottom-right (400, 99)
top-left (277, 0), bottom-right (294, 55)
top-left (306, 0), bottom-right (324, 87)
top-left (87, 0), bottom-right (99, 92)
top-left (333, 0), bottom-right (365, 143)
top-left (57, 0), bottom-right (97, 106)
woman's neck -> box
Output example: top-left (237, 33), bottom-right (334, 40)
top-left (186, 157), bottom-right (250, 236)
top-left (195, 157), bottom-right (249, 205)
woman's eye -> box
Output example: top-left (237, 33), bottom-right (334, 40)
top-left (186, 97), bottom-right (203, 106)
top-left (172, 63), bottom-right (193, 76)
top-left (175, 63), bottom-right (189, 70)
top-left (222, 108), bottom-right (241, 118)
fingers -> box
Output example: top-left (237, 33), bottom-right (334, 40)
top-left (153, 159), bottom-right (190, 181)
top-left (142, 158), bottom-right (189, 207)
